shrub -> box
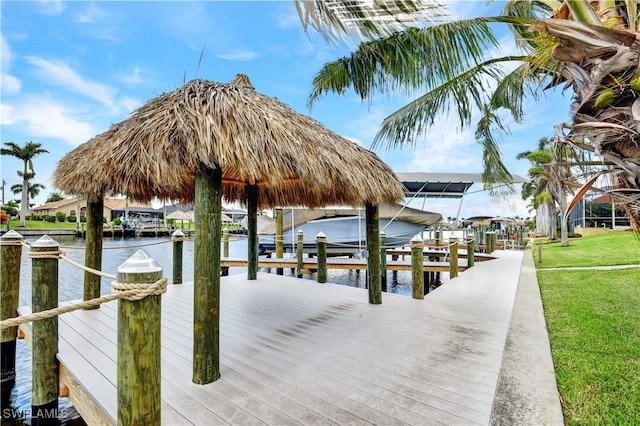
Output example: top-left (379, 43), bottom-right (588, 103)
top-left (79, 216), bottom-right (86, 223)
top-left (56, 212), bottom-right (66, 223)
top-left (67, 215), bottom-right (77, 223)
top-left (45, 215), bottom-right (56, 223)
top-left (113, 217), bottom-right (122, 226)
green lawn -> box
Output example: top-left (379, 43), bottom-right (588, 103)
top-left (537, 232), bottom-right (640, 424)
top-left (6, 219), bottom-right (77, 230)
top-left (535, 231), bottom-right (640, 268)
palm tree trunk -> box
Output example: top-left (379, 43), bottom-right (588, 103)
top-left (559, 187), bottom-right (569, 247)
top-left (20, 163), bottom-right (28, 227)
top-left (547, 201), bottom-right (557, 240)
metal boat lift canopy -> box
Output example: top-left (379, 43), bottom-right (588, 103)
top-left (396, 172), bottom-right (527, 199)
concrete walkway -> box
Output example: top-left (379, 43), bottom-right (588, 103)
top-left (490, 250), bottom-right (564, 425)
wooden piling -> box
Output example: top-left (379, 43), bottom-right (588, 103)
top-left (366, 203), bottom-right (381, 304)
top-left (410, 235), bottom-right (424, 299)
top-left (246, 184), bottom-right (259, 280)
top-left (435, 229), bottom-right (441, 247)
top-left (380, 231), bottom-right (387, 292)
top-left (193, 166), bottom-right (222, 384)
top-left (316, 232), bottom-right (327, 283)
top-left (449, 237), bottom-right (459, 279)
top-left (275, 208), bottom-right (283, 275)
top-left (30, 235), bottom-right (59, 425)
top-left (1, 230), bottom-right (23, 403)
top-left (172, 230), bottom-right (184, 285)
top-left (223, 228), bottom-right (230, 258)
top-left (466, 236), bottom-right (475, 268)
top-left (296, 231), bottom-right (304, 278)
top-left (117, 250), bottom-right (162, 425)
top-left (84, 197), bottom-right (104, 306)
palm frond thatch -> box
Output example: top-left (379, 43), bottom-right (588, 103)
top-left (53, 76), bottom-right (404, 208)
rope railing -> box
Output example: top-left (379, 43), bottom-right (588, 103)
top-left (0, 241), bottom-right (167, 330)
top-left (0, 277), bottom-right (167, 329)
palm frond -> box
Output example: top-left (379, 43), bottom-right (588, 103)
top-left (309, 17), bottom-right (502, 106)
top-left (372, 58), bottom-right (514, 149)
top-left (294, 0), bottom-right (447, 45)
top-left (475, 106), bottom-right (515, 195)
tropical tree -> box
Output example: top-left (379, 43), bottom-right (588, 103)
top-left (46, 191), bottom-right (65, 203)
top-left (1, 141), bottom-right (49, 226)
top-left (308, 0), bottom-right (640, 230)
top-left (11, 182), bottom-right (46, 206)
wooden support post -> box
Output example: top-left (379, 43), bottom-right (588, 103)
top-left (171, 230), bottom-right (184, 285)
top-left (537, 243), bottom-right (543, 264)
top-left (275, 208), bottom-right (283, 275)
top-left (296, 230), bottom-right (304, 278)
top-left (84, 197), bottom-right (104, 306)
top-left (435, 229), bottom-right (441, 247)
top-left (1, 230), bottom-right (23, 403)
top-left (380, 231), bottom-right (387, 292)
top-left (449, 237), bottom-right (459, 279)
top-left (30, 235), bottom-right (59, 425)
top-left (466, 236), bottom-right (475, 268)
top-left (246, 184), bottom-right (258, 281)
top-left (316, 232), bottom-right (327, 283)
top-left (410, 235), bottom-right (424, 299)
top-left (366, 202), bottom-right (381, 304)
top-left (485, 231), bottom-right (493, 253)
top-left (193, 166), bottom-right (222, 384)
top-left (117, 251), bottom-right (162, 425)
top-left (223, 228), bottom-right (230, 258)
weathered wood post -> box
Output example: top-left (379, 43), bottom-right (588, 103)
top-left (1, 230), bottom-right (23, 403)
top-left (194, 166), bottom-right (222, 384)
top-left (296, 230), bottom-right (304, 278)
top-left (466, 236), bottom-right (475, 268)
top-left (366, 202), bottom-right (381, 304)
top-left (246, 184), bottom-right (259, 280)
top-left (485, 231), bottom-right (494, 253)
top-left (410, 235), bottom-right (424, 299)
top-left (275, 208), bottom-right (283, 275)
top-left (172, 230), bottom-right (184, 285)
top-left (117, 250), bottom-right (162, 425)
top-left (449, 237), bottom-right (459, 279)
top-left (316, 232), bottom-right (327, 284)
top-left (84, 196), bottom-right (104, 307)
top-left (30, 235), bottom-right (59, 424)
top-left (435, 229), bottom-right (441, 247)
top-left (380, 231), bottom-right (387, 292)
top-left (491, 232), bottom-right (498, 253)
top-left (223, 228), bottom-right (230, 258)
top-left (537, 243), bottom-right (543, 264)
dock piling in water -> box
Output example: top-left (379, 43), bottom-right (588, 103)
top-left (449, 237), bottom-right (459, 279)
top-left (380, 231), bottom-right (387, 292)
top-left (30, 235), bottom-right (59, 425)
top-left (1, 230), bottom-right (23, 403)
top-left (275, 208), bottom-right (283, 275)
top-left (410, 235), bottom-right (424, 299)
top-left (466, 236), bottom-right (475, 268)
top-left (296, 230), bottom-right (304, 278)
top-left (84, 198), bottom-right (104, 307)
top-left (366, 203), bottom-right (381, 304)
top-left (172, 230), bottom-right (184, 285)
top-left (316, 232), bottom-right (327, 283)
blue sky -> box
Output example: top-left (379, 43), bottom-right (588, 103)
top-left (1, 1), bottom-right (573, 220)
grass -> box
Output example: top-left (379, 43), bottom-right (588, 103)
top-left (537, 232), bottom-right (640, 425)
top-left (535, 231), bottom-right (640, 268)
top-left (6, 219), bottom-right (77, 230)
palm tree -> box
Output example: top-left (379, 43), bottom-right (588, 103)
top-left (11, 182), bottom-right (46, 207)
top-left (46, 191), bottom-right (65, 203)
top-left (308, 1), bottom-right (640, 230)
top-left (1, 141), bottom-right (49, 226)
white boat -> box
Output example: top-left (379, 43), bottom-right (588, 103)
top-left (250, 204), bottom-right (442, 255)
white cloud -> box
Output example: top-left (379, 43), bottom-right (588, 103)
top-left (37, 0), bottom-right (65, 15)
top-left (119, 97), bottom-right (142, 114)
top-left (1, 34), bottom-right (21, 94)
top-left (216, 50), bottom-right (259, 61)
top-left (119, 66), bottom-right (146, 86)
top-left (3, 98), bottom-right (95, 146)
top-left (24, 56), bottom-right (119, 112)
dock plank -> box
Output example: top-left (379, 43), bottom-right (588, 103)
top-left (22, 250), bottom-right (522, 425)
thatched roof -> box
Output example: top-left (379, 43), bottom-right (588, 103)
top-left (54, 75), bottom-right (404, 208)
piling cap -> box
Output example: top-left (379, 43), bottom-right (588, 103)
top-left (316, 231), bottom-right (327, 238)
top-left (171, 229), bottom-right (185, 238)
top-left (31, 235), bottom-right (58, 247)
top-left (1, 229), bottom-right (24, 240)
top-left (118, 250), bottom-right (162, 274)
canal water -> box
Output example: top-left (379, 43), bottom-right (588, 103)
top-left (3, 234), bottom-right (442, 424)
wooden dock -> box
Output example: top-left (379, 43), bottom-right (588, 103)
top-left (222, 256), bottom-right (468, 273)
top-left (19, 250), bottom-right (524, 425)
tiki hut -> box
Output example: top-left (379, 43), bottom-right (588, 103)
top-left (53, 75), bottom-right (404, 384)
